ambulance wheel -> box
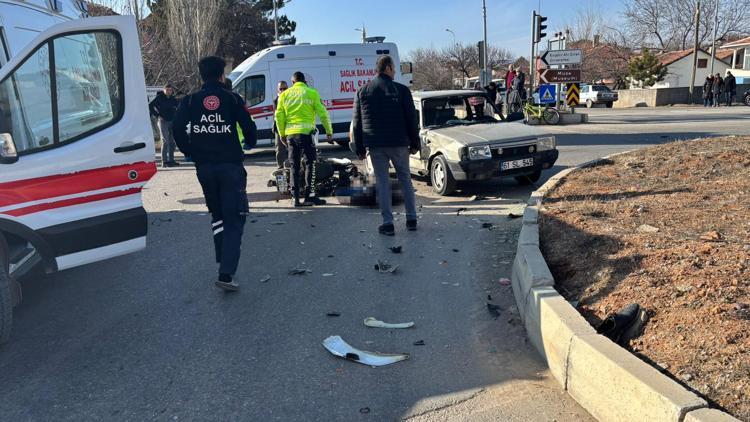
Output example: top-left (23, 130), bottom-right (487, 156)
top-left (0, 238), bottom-right (13, 345)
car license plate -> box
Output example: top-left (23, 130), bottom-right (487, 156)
top-left (501, 158), bottom-right (534, 171)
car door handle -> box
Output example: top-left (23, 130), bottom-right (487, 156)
top-left (114, 142), bottom-right (146, 153)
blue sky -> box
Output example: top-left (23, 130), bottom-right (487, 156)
top-left (282, 0), bottom-right (626, 59)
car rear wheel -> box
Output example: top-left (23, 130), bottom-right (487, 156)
top-left (744, 94), bottom-right (750, 107)
top-left (431, 155), bottom-right (456, 195)
top-left (586, 99), bottom-right (593, 108)
top-left (0, 239), bottom-right (13, 345)
top-left (606, 102), bottom-right (613, 108)
top-left (515, 170), bottom-right (542, 185)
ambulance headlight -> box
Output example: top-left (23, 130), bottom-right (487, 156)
top-left (468, 145), bottom-right (492, 160)
top-left (0, 133), bottom-right (18, 164)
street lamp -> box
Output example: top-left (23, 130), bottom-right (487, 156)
top-left (354, 25), bottom-right (366, 44)
top-left (446, 28), bottom-right (456, 46)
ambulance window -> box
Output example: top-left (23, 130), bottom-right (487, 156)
top-left (0, 44), bottom-right (54, 152)
top-left (0, 30), bottom-right (122, 155)
top-left (244, 75), bottom-right (265, 107)
top-left (53, 32), bottom-right (122, 142)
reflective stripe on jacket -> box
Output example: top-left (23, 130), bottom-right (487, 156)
top-left (275, 82), bottom-right (332, 137)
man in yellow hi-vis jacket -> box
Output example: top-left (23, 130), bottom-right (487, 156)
top-left (275, 71), bottom-right (333, 207)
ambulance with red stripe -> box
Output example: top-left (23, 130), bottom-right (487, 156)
top-left (227, 42), bottom-right (411, 147)
top-left (0, 1), bottom-right (154, 343)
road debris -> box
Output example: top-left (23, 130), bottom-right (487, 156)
top-left (456, 207), bottom-right (468, 216)
top-left (326, 312), bottom-right (341, 317)
top-left (270, 221), bottom-right (286, 225)
top-left (507, 213), bottom-right (522, 219)
top-left (374, 260), bottom-right (399, 273)
top-left (359, 407), bottom-right (370, 414)
top-left (498, 278), bottom-right (511, 286)
top-left (637, 224), bottom-right (660, 233)
top-left (388, 246), bottom-right (402, 254)
top-left (364, 317), bottom-right (414, 329)
top-left (288, 268), bottom-right (312, 275)
top-left (452, 248), bottom-right (460, 252)
top-left (469, 195), bottom-right (488, 201)
top-left (413, 340), bottom-right (425, 346)
top-left (322, 273), bottom-right (334, 277)
top-left (260, 274), bottom-right (271, 283)
top-left (487, 303), bottom-right (502, 318)
top-left (322, 336), bottom-right (409, 367)
top-left (481, 223), bottom-right (493, 229)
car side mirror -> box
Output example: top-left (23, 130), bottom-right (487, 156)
top-left (0, 133), bottom-right (18, 164)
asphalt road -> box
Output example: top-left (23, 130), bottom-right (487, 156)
top-left (1, 106), bottom-right (748, 421)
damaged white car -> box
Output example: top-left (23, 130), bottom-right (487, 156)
top-left (409, 90), bottom-right (559, 195)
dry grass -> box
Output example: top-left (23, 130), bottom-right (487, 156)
top-left (540, 137), bottom-right (750, 420)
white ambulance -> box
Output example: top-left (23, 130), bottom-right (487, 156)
top-left (0, 1), bottom-right (155, 343)
top-left (228, 42), bottom-right (411, 147)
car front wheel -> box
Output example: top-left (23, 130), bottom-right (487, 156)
top-left (586, 99), bottom-right (593, 108)
top-left (431, 155), bottom-right (456, 195)
top-left (744, 94), bottom-right (750, 107)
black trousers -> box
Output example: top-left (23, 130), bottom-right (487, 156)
top-left (196, 162), bottom-right (248, 276)
top-left (274, 132), bottom-right (288, 169)
top-left (287, 134), bottom-right (316, 197)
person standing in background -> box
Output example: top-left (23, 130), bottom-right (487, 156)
top-left (504, 64), bottom-right (517, 112)
top-left (712, 73), bottom-right (724, 107)
top-left (273, 81), bottom-right (289, 170)
top-left (725, 71), bottom-right (736, 106)
top-left (703, 75), bottom-right (713, 107)
top-left (149, 84), bottom-right (180, 167)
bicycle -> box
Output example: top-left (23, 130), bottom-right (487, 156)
top-left (522, 101), bottom-right (561, 125)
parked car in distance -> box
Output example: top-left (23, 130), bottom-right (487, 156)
top-left (580, 84), bottom-right (618, 108)
top-left (409, 90), bottom-right (558, 195)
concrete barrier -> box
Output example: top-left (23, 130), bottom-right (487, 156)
top-left (509, 154), bottom-right (740, 422)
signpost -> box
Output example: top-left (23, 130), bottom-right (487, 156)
top-left (541, 49), bottom-right (582, 67)
top-left (539, 69), bottom-right (581, 84)
top-left (566, 83), bottom-right (580, 107)
top-left (539, 84), bottom-right (556, 104)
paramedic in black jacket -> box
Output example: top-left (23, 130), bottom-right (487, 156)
top-left (352, 55), bottom-right (420, 236)
top-left (173, 56), bottom-right (257, 292)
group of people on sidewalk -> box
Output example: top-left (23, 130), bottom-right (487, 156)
top-left (703, 71), bottom-right (737, 107)
top-left (155, 55), bottom-right (418, 291)
top-left (482, 64), bottom-right (527, 115)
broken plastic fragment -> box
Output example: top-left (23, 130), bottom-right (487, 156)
top-left (507, 213), bottom-right (522, 219)
top-left (364, 317), bottom-right (414, 329)
top-left (326, 312), bottom-right (341, 317)
top-left (322, 273), bottom-right (334, 277)
top-left (413, 340), bottom-right (425, 346)
top-left (322, 336), bottom-right (409, 366)
top-left (260, 274), bottom-right (271, 283)
top-left (498, 278), bottom-right (511, 286)
top-left (388, 246), bottom-right (402, 254)
top-left (487, 303), bottom-right (502, 318)
top-left (481, 222), bottom-right (493, 229)
top-left (374, 260), bottom-right (399, 273)
top-left (456, 207), bottom-right (468, 216)
top-left (288, 268), bottom-right (311, 275)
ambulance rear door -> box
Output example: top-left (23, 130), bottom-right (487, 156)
top-left (0, 16), bottom-right (156, 272)
top-left (270, 58), bottom-right (333, 137)
top-left (328, 52), bottom-right (377, 136)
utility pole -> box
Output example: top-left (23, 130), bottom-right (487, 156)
top-left (710, 0), bottom-right (719, 74)
top-left (446, 29), bottom-right (457, 88)
top-left (689, 0), bottom-right (701, 103)
top-left (530, 11), bottom-right (537, 93)
top-left (355, 25), bottom-right (367, 43)
top-left (482, 0), bottom-right (489, 85)
top-left (273, 0), bottom-right (279, 42)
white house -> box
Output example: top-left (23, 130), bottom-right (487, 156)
top-left (642, 49), bottom-right (731, 88)
top-left (719, 36), bottom-right (750, 84)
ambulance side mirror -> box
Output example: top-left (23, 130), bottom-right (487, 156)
top-left (0, 133), bottom-right (18, 164)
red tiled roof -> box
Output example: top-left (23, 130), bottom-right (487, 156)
top-left (656, 49), bottom-right (695, 66)
top-left (721, 36), bottom-right (750, 49)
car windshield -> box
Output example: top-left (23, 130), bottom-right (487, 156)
top-left (592, 85), bottom-right (611, 92)
top-left (422, 95), bottom-right (499, 128)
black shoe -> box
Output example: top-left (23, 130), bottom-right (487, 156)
top-left (378, 223), bottom-right (395, 236)
top-left (406, 219), bottom-right (418, 231)
top-left (304, 196), bottom-right (327, 205)
top-left (215, 279), bottom-right (240, 292)
top-left (597, 303), bottom-right (641, 343)
top-left (293, 198), bottom-right (312, 207)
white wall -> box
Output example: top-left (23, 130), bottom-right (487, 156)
top-left (652, 51), bottom-right (730, 88)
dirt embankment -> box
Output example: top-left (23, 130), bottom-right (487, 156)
top-left (539, 137), bottom-right (750, 421)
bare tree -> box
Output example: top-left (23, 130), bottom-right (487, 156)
top-left (443, 42), bottom-right (478, 79)
top-left (408, 47), bottom-right (454, 91)
top-left (166, 0), bottom-right (227, 90)
top-left (565, 0), bottom-right (606, 43)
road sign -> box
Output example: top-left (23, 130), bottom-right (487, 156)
top-left (539, 69), bottom-right (581, 84)
top-left (541, 49), bottom-right (582, 66)
top-left (566, 83), bottom-right (580, 107)
top-left (539, 84), bottom-right (556, 104)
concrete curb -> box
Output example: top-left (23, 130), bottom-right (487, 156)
top-left (510, 154), bottom-right (741, 422)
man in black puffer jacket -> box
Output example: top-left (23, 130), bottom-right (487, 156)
top-left (352, 55), bottom-right (420, 236)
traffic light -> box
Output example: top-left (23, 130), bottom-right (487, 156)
top-left (477, 41), bottom-right (485, 68)
top-left (534, 14), bottom-right (548, 43)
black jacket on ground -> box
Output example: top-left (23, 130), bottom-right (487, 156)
top-left (173, 80), bottom-right (257, 164)
top-left (725, 75), bottom-right (737, 93)
top-left (352, 74), bottom-right (420, 156)
top-left (149, 91), bottom-right (179, 121)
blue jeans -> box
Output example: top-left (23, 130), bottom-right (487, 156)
top-left (369, 146), bottom-right (417, 225)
